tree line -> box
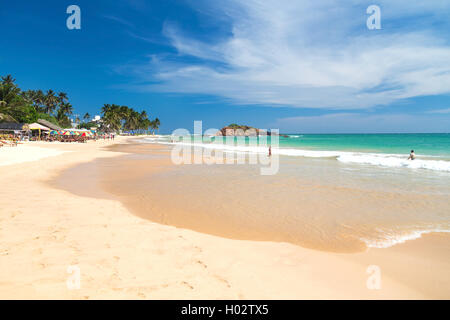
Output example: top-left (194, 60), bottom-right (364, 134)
top-left (0, 74), bottom-right (73, 127)
top-left (0, 75), bottom-right (160, 133)
top-left (79, 104), bottom-right (160, 134)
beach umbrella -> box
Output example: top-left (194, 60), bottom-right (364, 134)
top-left (50, 130), bottom-right (58, 135)
top-left (74, 131), bottom-right (81, 136)
top-left (63, 131), bottom-right (71, 136)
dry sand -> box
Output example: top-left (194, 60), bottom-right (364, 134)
top-left (0, 137), bottom-right (448, 299)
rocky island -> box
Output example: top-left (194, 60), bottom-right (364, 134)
top-left (215, 124), bottom-right (287, 137)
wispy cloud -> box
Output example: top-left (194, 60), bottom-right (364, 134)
top-left (102, 14), bottom-right (135, 28)
top-left (126, 0), bottom-right (450, 109)
top-left (428, 108), bottom-right (450, 114)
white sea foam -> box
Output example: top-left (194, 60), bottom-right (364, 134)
top-left (143, 137), bottom-right (450, 172)
top-left (362, 229), bottom-right (450, 249)
top-left (337, 154), bottom-right (450, 172)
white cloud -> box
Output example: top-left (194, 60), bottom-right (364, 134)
top-left (131, 0), bottom-right (450, 109)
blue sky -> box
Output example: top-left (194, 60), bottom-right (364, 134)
top-left (1, 0), bottom-right (450, 133)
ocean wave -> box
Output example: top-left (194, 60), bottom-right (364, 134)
top-left (143, 137), bottom-right (450, 172)
top-left (337, 154), bottom-right (450, 172)
top-left (362, 229), bottom-right (450, 249)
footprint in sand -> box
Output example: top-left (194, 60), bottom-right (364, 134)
top-left (181, 281), bottom-right (194, 290)
top-left (194, 246), bottom-right (203, 253)
top-left (196, 260), bottom-right (208, 269)
top-left (214, 275), bottom-right (231, 288)
top-left (10, 211), bottom-right (21, 218)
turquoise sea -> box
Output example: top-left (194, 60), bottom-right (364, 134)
top-left (146, 133), bottom-right (450, 172)
top-left (278, 133), bottom-right (450, 158)
top-left (139, 133), bottom-right (450, 250)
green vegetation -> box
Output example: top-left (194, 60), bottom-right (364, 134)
top-left (77, 121), bottom-right (98, 130)
top-left (0, 75), bottom-right (72, 128)
top-left (227, 124), bottom-right (255, 131)
top-left (0, 74), bottom-right (160, 133)
top-left (99, 104), bottom-right (159, 134)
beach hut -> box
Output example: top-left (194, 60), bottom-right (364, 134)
top-left (0, 122), bottom-right (26, 132)
top-left (28, 122), bottom-right (50, 139)
top-left (0, 122), bottom-right (27, 141)
top-left (37, 119), bottom-right (62, 131)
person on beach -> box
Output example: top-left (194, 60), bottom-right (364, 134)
top-left (268, 146), bottom-right (272, 157)
top-left (408, 150), bottom-right (416, 160)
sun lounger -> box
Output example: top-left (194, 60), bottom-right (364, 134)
top-left (1, 140), bottom-right (18, 147)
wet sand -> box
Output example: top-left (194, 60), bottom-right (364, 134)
top-left (55, 141), bottom-right (450, 298)
top-left (62, 142), bottom-right (450, 253)
top-left (1, 137), bottom-right (449, 299)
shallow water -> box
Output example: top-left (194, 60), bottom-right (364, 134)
top-left (73, 142), bottom-right (450, 253)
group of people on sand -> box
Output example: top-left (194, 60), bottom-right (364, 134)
top-left (0, 134), bottom-right (19, 147)
top-left (0, 139), bottom-right (18, 147)
top-left (100, 133), bottom-right (115, 140)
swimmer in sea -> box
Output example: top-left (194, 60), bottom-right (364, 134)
top-left (408, 150), bottom-right (416, 160)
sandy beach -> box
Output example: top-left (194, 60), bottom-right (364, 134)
top-left (0, 137), bottom-right (449, 299)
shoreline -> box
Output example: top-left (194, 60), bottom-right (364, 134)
top-left (1, 137), bottom-right (449, 299)
top-left (72, 141), bottom-right (449, 254)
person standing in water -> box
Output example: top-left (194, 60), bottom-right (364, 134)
top-left (408, 150), bottom-right (416, 160)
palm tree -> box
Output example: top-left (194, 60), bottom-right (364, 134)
top-left (101, 104), bottom-right (122, 132)
top-left (32, 90), bottom-right (45, 113)
top-left (83, 112), bottom-right (90, 122)
top-left (0, 75), bottom-right (20, 107)
top-left (22, 90), bottom-right (35, 104)
top-left (153, 117), bottom-right (160, 134)
top-left (56, 104), bottom-right (73, 128)
top-left (44, 90), bottom-right (58, 114)
top-left (138, 110), bottom-right (149, 133)
top-left (58, 92), bottom-right (68, 104)
top-left (124, 110), bottom-right (140, 131)
top-left (59, 102), bottom-right (73, 116)
top-left (1, 75), bottom-right (16, 87)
